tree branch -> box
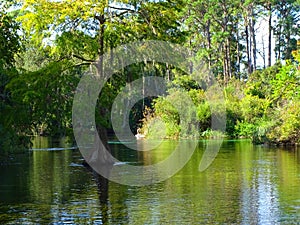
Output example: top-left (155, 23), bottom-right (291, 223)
top-left (65, 62), bottom-right (92, 71)
top-left (72, 54), bottom-right (95, 63)
top-left (74, 62), bottom-right (92, 67)
top-left (108, 6), bottom-right (135, 12)
top-left (113, 10), bottom-right (133, 18)
top-left (108, 6), bottom-right (137, 18)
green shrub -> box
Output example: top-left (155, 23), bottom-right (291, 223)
top-left (239, 95), bottom-right (270, 123)
top-left (268, 102), bottom-right (300, 144)
top-left (235, 121), bottom-right (256, 138)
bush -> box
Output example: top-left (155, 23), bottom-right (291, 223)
top-left (239, 95), bottom-right (270, 123)
top-left (268, 102), bottom-right (300, 144)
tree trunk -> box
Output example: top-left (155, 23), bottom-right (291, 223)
top-left (250, 8), bottom-right (257, 72)
top-left (245, 16), bottom-right (252, 75)
top-left (223, 55), bottom-right (227, 82)
top-left (277, 24), bottom-right (282, 61)
top-left (223, 43), bottom-right (230, 82)
top-left (88, 13), bottom-right (114, 169)
top-left (262, 35), bottom-right (266, 69)
top-left (285, 18), bottom-right (291, 60)
top-left (226, 38), bottom-right (232, 79)
top-left (206, 20), bottom-right (212, 69)
top-left (189, 37), bottom-right (193, 74)
top-left (268, 3), bottom-right (272, 67)
top-left (237, 26), bottom-right (241, 78)
top-left (96, 14), bottom-right (106, 77)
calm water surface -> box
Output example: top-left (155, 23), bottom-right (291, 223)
top-left (0, 138), bottom-right (299, 224)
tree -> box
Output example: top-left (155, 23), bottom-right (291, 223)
top-left (184, 0), bottom-right (243, 80)
top-left (17, 0), bottom-right (185, 164)
top-left (8, 59), bottom-right (82, 137)
top-left (273, 0), bottom-right (300, 61)
top-left (260, 0), bottom-right (277, 67)
top-left (0, 2), bottom-right (31, 153)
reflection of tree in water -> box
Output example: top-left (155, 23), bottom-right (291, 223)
top-left (83, 125), bottom-right (114, 223)
top-left (97, 173), bottom-right (110, 224)
top-left (83, 162), bottom-right (111, 202)
top-left (83, 162), bottom-right (110, 223)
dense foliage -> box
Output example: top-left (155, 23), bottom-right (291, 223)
top-left (0, 3), bottom-right (30, 154)
top-left (0, 0), bottom-right (299, 154)
top-left (143, 50), bottom-right (300, 144)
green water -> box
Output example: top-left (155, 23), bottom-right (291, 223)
top-left (0, 138), bottom-right (299, 224)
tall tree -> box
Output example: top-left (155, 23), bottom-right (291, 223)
top-left (260, 0), bottom-right (276, 67)
top-left (184, 0), bottom-right (241, 81)
top-left (17, 0), bottom-right (185, 162)
top-left (273, 0), bottom-right (300, 61)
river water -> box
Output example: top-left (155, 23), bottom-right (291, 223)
top-left (0, 138), bottom-right (299, 224)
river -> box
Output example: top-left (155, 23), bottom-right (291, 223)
top-left (0, 138), bottom-right (299, 224)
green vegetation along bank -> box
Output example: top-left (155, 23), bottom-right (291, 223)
top-left (1, 0), bottom-right (299, 154)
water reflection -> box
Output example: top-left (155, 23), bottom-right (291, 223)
top-left (239, 145), bottom-right (280, 224)
top-left (0, 138), bottom-right (299, 224)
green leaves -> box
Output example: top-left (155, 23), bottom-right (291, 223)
top-left (53, 30), bottom-right (98, 59)
top-left (7, 60), bottom-right (81, 137)
top-left (0, 3), bottom-right (31, 152)
top-left (3, 0), bottom-right (298, 147)
top-left (0, 10), bottom-right (20, 67)
top-left (271, 63), bottom-right (299, 102)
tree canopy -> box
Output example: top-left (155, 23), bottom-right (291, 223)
top-left (0, 0), bottom-right (299, 154)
